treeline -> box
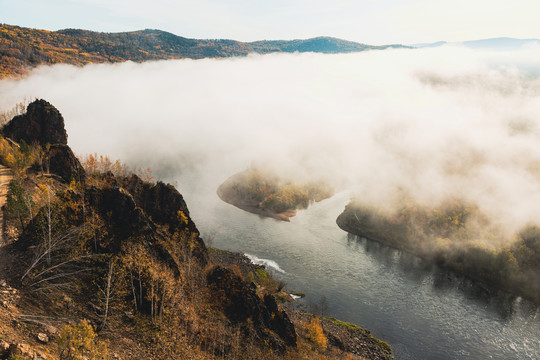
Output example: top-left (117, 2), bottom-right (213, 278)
top-left (0, 24), bottom-right (243, 78)
top-left (337, 196), bottom-right (540, 302)
top-left (0, 23), bottom-right (405, 78)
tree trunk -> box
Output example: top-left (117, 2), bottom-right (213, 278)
top-left (100, 260), bottom-right (114, 331)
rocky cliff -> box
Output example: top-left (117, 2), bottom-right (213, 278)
top-left (0, 100), bottom-right (392, 360)
top-left (2, 99), bottom-right (67, 146)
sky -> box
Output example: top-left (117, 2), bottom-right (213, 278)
top-left (1, 0), bottom-right (540, 45)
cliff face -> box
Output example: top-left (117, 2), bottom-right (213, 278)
top-left (0, 99), bottom-right (300, 359)
top-left (206, 265), bottom-right (297, 351)
top-left (0, 100), bottom-right (393, 360)
top-left (2, 99), bottom-right (68, 146)
top-left (119, 174), bottom-right (207, 263)
top-left (45, 144), bottom-right (86, 183)
top-left (1, 99), bottom-right (84, 184)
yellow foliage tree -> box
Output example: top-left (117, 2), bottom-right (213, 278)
top-left (57, 320), bottom-right (108, 360)
top-left (305, 317), bottom-right (328, 352)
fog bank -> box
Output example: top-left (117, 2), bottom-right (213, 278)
top-left (2, 46), bottom-right (540, 233)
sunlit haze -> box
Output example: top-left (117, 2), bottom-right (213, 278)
top-left (1, 46), bottom-right (540, 234)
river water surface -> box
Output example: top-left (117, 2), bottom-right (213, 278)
top-left (176, 174), bottom-right (540, 360)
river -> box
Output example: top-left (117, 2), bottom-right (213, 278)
top-left (175, 174), bottom-right (540, 360)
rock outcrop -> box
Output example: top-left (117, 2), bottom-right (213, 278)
top-left (2, 99), bottom-right (85, 184)
top-left (45, 144), bottom-right (86, 183)
top-left (85, 185), bottom-right (155, 242)
top-left (120, 174), bottom-right (208, 264)
top-left (84, 184), bottom-right (186, 278)
top-left (206, 266), bottom-right (297, 352)
top-left (2, 99), bottom-right (68, 147)
top-left (121, 175), bottom-right (196, 233)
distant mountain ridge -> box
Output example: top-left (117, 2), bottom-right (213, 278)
top-left (462, 37), bottom-right (540, 50)
top-left (0, 23), bottom-right (406, 78)
top-left (412, 37), bottom-right (540, 50)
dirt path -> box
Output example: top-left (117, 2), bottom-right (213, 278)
top-left (0, 165), bottom-right (13, 245)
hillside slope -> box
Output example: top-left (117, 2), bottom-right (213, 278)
top-left (0, 24), bottom-right (406, 78)
top-left (0, 100), bottom-right (393, 359)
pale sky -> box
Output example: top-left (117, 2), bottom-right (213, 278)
top-left (1, 0), bottom-right (540, 45)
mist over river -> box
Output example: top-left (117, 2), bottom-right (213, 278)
top-left (2, 47), bottom-right (540, 359)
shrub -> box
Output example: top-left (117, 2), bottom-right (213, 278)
top-left (57, 320), bottom-right (108, 360)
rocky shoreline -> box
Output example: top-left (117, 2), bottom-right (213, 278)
top-left (288, 311), bottom-right (393, 360)
top-left (209, 248), bottom-right (394, 360)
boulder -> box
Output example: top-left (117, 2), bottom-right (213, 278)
top-left (2, 99), bottom-right (68, 147)
top-left (8, 343), bottom-right (35, 359)
top-left (37, 332), bottom-right (49, 343)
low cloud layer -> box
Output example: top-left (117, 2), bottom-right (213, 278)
top-left (2, 46), bottom-right (540, 233)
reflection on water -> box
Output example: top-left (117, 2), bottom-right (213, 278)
top-left (347, 233), bottom-right (524, 322)
top-left (177, 179), bottom-right (540, 360)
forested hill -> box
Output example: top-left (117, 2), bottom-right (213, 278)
top-left (0, 23), bottom-right (406, 78)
